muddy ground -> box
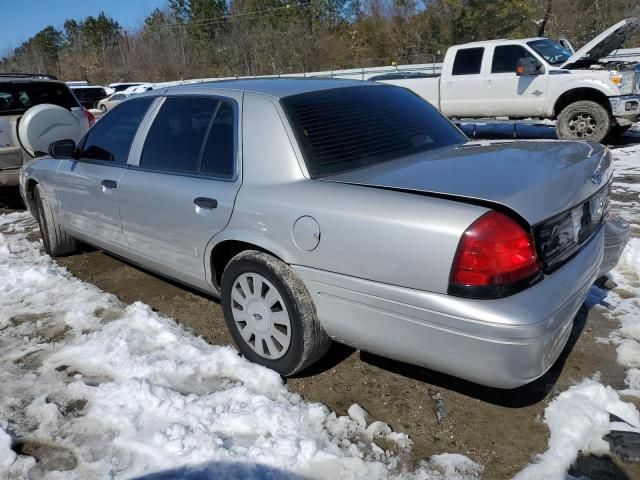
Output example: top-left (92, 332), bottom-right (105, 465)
top-left (2, 135), bottom-right (640, 479)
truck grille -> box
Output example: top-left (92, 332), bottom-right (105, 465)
top-left (534, 185), bottom-right (609, 273)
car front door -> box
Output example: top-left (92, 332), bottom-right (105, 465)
top-left (483, 44), bottom-right (549, 117)
top-left (118, 94), bottom-right (241, 291)
top-left (439, 47), bottom-right (486, 117)
top-left (54, 97), bottom-right (155, 255)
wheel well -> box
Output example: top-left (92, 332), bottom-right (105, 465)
top-left (25, 179), bottom-right (38, 211)
top-left (553, 88), bottom-right (611, 118)
top-left (210, 240), bottom-right (282, 288)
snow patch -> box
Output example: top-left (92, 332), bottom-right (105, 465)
top-left (0, 212), bottom-right (481, 479)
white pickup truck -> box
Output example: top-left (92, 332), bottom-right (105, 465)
top-left (377, 17), bottom-right (640, 142)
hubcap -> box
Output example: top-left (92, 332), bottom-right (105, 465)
top-left (230, 272), bottom-right (291, 359)
top-left (568, 112), bottom-right (597, 139)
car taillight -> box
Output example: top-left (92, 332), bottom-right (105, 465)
top-left (449, 211), bottom-right (541, 299)
top-left (83, 108), bottom-right (95, 126)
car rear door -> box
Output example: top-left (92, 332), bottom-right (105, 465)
top-left (118, 93), bottom-right (241, 291)
top-left (439, 46), bottom-right (486, 117)
top-left (54, 97), bottom-right (155, 256)
top-left (483, 44), bottom-right (549, 117)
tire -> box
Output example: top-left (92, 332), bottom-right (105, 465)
top-left (99, 104), bottom-right (107, 112)
top-left (34, 185), bottom-right (76, 257)
top-left (221, 250), bottom-right (331, 376)
top-left (556, 100), bottom-right (611, 143)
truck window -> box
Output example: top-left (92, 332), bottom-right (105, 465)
top-left (491, 45), bottom-right (537, 73)
top-left (281, 86), bottom-right (467, 177)
top-left (452, 48), bottom-right (484, 75)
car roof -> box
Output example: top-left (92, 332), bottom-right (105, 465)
top-left (161, 78), bottom-right (383, 99)
top-left (0, 76), bottom-right (64, 84)
top-left (454, 37), bottom-right (546, 48)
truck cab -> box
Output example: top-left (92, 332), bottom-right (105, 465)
top-left (379, 17), bottom-right (639, 142)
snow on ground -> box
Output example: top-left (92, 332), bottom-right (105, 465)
top-left (516, 142), bottom-right (640, 479)
top-left (0, 213), bottom-right (482, 479)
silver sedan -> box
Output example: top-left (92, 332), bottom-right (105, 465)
top-left (20, 79), bottom-right (624, 388)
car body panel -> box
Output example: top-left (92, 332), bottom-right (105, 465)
top-left (19, 79), bottom-right (620, 388)
top-left (324, 139), bottom-right (611, 225)
top-left (54, 161), bottom-right (129, 256)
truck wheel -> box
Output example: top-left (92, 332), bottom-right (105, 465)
top-left (34, 185), bottom-right (77, 257)
top-left (221, 250), bottom-right (331, 376)
top-left (556, 101), bottom-right (610, 142)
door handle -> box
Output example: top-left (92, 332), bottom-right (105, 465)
top-left (194, 197), bottom-right (218, 209)
top-left (101, 179), bottom-right (117, 189)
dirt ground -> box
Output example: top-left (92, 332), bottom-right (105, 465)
top-left (2, 140), bottom-right (640, 478)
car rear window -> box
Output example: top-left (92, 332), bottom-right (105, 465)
top-left (281, 86), bottom-right (467, 177)
top-left (0, 82), bottom-right (78, 115)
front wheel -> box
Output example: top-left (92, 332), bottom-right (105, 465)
top-left (556, 100), bottom-right (610, 143)
top-left (99, 104), bottom-right (107, 112)
top-left (34, 185), bottom-right (77, 257)
top-left (221, 250), bottom-right (331, 376)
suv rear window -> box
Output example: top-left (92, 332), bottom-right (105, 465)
top-left (0, 82), bottom-right (78, 115)
top-left (281, 86), bottom-right (467, 177)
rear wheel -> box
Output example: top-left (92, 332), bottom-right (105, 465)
top-left (34, 185), bottom-right (76, 257)
top-left (556, 100), bottom-right (610, 143)
top-left (221, 250), bottom-right (331, 376)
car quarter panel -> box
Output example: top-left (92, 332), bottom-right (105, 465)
top-left (292, 225), bottom-right (603, 388)
top-left (208, 93), bottom-right (488, 295)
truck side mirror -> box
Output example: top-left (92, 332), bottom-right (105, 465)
top-left (49, 139), bottom-right (77, 159)
top-left (516, 57), bottom-right (544, 76)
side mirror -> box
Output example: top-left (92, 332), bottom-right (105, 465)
top-left (516, 57), bottom-right (544, 76)
top-left (48, 139), bottom-right (77, 159)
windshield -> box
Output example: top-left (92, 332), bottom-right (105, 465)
top-left (527, 39), bottom-right (572, 66)
top-left (281, 86), bottom-right (467, 177)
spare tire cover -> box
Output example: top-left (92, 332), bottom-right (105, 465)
top-left (18, 103), bottom-right (83, 156)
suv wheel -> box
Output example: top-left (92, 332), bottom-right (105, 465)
top-left (34, 185), bottom-right (77, 257)
top-left (556, 100), bottom-right (610, 142)
top-left (221, 250), bottom-right (331, 376)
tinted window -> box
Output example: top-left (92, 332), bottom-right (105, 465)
top-left (81, 97), bottom-right (153, 164)
top-left (0, 82), bottom-right (78, 115)
top-left (200, 101), bottom-right (235, 178)
top-left (281, 86), bottom-right (467, 177)
top-left (452, 48), bottom-right (484, 75)
top-left (491, 45), bottom-right (536, 73)
top-left (141, 97), bottom-right (235, 177)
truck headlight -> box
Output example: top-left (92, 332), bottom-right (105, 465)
top-left (610, 71), bottom-right (635, 95)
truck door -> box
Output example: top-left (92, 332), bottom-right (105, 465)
top-left (483, 44), bottom-right (549, 117)
top-left (439, 47), bottom-right (485, 117)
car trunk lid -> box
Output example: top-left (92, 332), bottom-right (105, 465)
top-left (321, 139), bottom-right (611, 226)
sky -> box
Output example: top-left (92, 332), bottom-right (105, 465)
top-left (0, 0), bottom-right (167, 53)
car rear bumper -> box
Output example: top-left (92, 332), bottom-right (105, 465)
top-left (0, 167), bottom-right (20, 187)
top-left (293, 227), bottom-right (603, 389)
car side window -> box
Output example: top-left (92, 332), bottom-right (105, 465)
top-left (80, 97), bottom-right (154, 164)
top-left (491, 45), bottom-right (536, 74)
top-left (140, 97), bottom-right (235, 178)
top-left (112, 94), bottom-right (123, 101)
top-left (200, 101), bottom-right (235, 178)
top-left (452, 48), bottom-right (484, 75)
